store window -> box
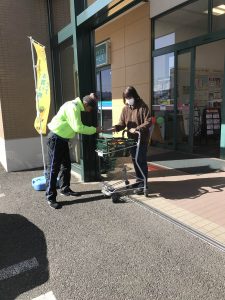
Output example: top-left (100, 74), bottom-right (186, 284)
top-left (212, 0), bottom-right (225, 31)
top-left (96, 68), bottom-right (112, 132)
top-left (155, 33), bottom-right (175, 50)
top-left (153, 53), bottom-right (175, 144)
top-left (154, 0), bottom-right (208, 50)
top-left (52, 0), bottom-right (71, 34)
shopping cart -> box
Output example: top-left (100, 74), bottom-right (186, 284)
top-left (96, 130), bottom-right (148, 202)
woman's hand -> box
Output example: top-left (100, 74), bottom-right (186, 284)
top-left (129, 128), bottom-right (137, 134)
top-left (96, 127), bottom-right (103, 133)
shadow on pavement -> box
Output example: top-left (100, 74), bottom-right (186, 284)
top-left (74, 189), bottom-right (102, 195)
top-left (176, 166), bottom-right (222, 174)
top-left (60, 194), bottom-right (107, 206)
top-left (149, 169), bottom-right (184, 178)
top-left (149, 168), bottom-right (223, 178)
top-left (151, 177), bottom-right (225, 200)
top-left (0, 213), bottom-right (49, 300)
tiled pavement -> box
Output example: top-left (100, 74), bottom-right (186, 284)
top-left (134, 163), bottom-right (225, 247)
top-left (105, 154), bottom-right (225, 248)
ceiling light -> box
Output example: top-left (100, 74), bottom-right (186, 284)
top-left (218, 4), bottom-right (225, 10)
top-left (212, 7), bottom-right (225, 15)
top-left (204, 5), bottom-right (225, 15)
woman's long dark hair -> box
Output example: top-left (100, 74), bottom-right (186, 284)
top-left (122, 86), bottom-right (141, 104)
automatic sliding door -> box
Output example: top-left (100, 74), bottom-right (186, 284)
top-left (176, 50), bottom-right (192, 150)
top-left (153, 53), bottom-right (175, 146)
top-left (96, 67), bottom-right (112, 134)
top-left (194, 40), bottom-right (225, 157)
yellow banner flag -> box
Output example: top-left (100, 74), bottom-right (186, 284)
top-left (32, 40), bottom-right (50, 135)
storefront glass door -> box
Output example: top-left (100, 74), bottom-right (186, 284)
top-left (194, 40), bottom-right (225, 157)
top-left (153, 52), bottom-right (175, 147)
top-left (96, 67), bottom-right (112, 134)
top-left (152, 0), bottom-right (225, 160)
top-left (176, 50), bottom-right (192, 151)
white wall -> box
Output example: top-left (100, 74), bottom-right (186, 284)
top-left (1, 137), bottom-right (47, 172)
top-left (150, 0), bottom-right (187, 18)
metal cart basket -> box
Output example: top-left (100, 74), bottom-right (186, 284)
top-left (96, 130), bottom-right (148, 202)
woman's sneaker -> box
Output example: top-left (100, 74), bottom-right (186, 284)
top-left (134, 182), bottom-right (148, 195)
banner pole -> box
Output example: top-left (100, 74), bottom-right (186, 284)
top-left (30, 38), bottom-right (45, 47)
top-left (28, 36), bottom-right (47, 174)
top-left (29, 36), bottom-right (37, 88)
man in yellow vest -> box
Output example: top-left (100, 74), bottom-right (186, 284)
top-left (46, 93), bottom-right (101, 209)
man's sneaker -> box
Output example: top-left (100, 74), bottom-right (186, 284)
top-left (60, 188), bottom-right (81, 197)
top-left (47, 200), bottom-right (62, 209)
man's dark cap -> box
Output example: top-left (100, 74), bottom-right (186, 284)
top-left (91, 92), bottom-right (99, 100)
top-left (83, 95), bottom-right (97, 108)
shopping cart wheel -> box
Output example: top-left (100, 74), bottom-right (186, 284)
top-left (112, 193), bottom-right (121, 203)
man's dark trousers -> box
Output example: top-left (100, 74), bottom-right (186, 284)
top-left (46, 132), bottom-right (71, 201)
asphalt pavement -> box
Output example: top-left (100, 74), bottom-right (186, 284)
top-left (1, 165), bottom-right (225, 300)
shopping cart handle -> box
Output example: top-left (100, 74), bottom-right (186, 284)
top-left (122, 130), bottom-right (128, 138)
top-left (133, 130), bottom-right (141, 137)
top-left (122, 129), bottom-right (140, 138)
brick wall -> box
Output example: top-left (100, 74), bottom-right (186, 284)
top-left (52, 0), bottom-right (71, 33)
top-left (0, 0), bottom-right (52, 140)
top-left (0, 102), bottom-right (4, 139)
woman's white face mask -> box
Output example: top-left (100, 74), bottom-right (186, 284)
top-left (125, 98), bottom-right (135, 106)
